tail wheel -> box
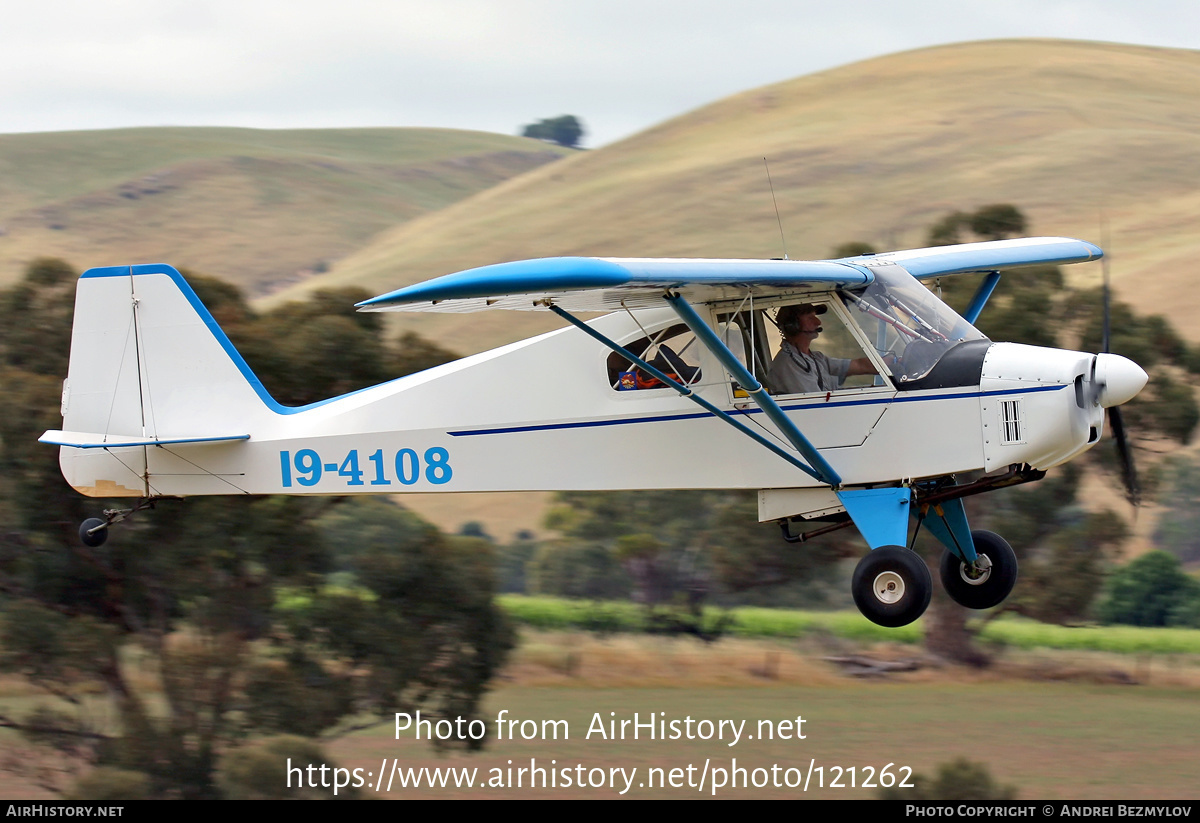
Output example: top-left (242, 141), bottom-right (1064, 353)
top-left (939, 529), bottom-right (1017, 610)
top-left (852, 545), bottom-right (933, 628)
top-left (79, 517), bottom-right (108, 548)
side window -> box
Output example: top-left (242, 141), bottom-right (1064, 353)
top-left (760, 301), bottom-right (882, 395)
top-left (607, 323), bottom-right (703, 391)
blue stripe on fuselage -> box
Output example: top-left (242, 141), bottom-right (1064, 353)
top-left (446, 384), bottom-right (1065, 437)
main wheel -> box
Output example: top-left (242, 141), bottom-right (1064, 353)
top-left (852, 545), bottom-right (933, 628)
top-left (939, 530), bottom-right (1017, 610)
top-left (79, 517), bottom-right (108, 548)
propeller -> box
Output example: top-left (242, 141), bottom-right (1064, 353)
top-left (1100, 242), bottom-right (1141, 507)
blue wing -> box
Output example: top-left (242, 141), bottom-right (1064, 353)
top-left (357, 257), bottom-right (873, 312)
top-left (357, 237), bottom-right (1101, 313)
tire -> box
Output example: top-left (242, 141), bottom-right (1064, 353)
top-left (939, 530), bottom-right (1017, 610)
top-left (852, 545), bottom-right (933, 628)
top-left (79, 517), bottom-right (108, 548)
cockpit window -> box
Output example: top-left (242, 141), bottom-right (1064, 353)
top-left (607, 323), bottom-right (702, 391)
top-left (718, 302), bottom-right (883, 396)
top-left (841, 265), bottom-right (988, 383)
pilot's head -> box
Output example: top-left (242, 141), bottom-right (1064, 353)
top-left (777, 303), bottom-right (826, 340)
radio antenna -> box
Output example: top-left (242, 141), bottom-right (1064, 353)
top-left (763, 157), bottom-right (788, 260)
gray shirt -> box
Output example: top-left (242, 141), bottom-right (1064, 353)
top-left (766, 341), bottom-right (851, 395)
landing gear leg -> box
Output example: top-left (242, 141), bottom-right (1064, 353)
top-left (918, 497), bottom-right (1019, 610)
top-left (77, 498), bottom-right (158, 547)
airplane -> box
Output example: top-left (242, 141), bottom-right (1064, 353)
top-left (39, 236), bottom-right (1148, 627)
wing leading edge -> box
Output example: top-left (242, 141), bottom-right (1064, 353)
top-left (357, 237), bottom-right (1102, 313)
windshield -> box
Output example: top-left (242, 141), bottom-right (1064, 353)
top-left (841, 264), bottom-right (988, 383)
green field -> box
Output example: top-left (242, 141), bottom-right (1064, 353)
top-left (500, 595), bottom-right (1200, 655)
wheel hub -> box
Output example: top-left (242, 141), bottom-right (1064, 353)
top-left (872, 570), bottom-right (906, 604)
top-left (959, 554), bottom-right (993, 586)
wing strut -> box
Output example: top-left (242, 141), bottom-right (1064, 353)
top-left (962, 270), bottom-right (1002, 325)
top-left (663, 293), bottom-right (842, 487)
top-left (546, 304), bottom-right (832, 484)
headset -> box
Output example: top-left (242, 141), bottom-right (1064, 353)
top-left (776, 303), bottom-right (825, 337)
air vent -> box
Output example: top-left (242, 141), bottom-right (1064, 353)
top-left (1000, 399), bottom-right (1024, 445)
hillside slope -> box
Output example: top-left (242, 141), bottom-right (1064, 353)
top-left (280, 39), bottom-right (1200, 353)
top-left (0, 127), bottom-right (567, 294)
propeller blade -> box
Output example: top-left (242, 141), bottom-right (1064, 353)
top-left (1100, 222), bottom-right (1138, 508)
top-left (1108, 405), bottom-right (1140, 507)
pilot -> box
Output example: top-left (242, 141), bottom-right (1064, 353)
top-left (766, 303), bottom-right (878, 394)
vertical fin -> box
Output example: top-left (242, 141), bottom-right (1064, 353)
top-left (55, 264), bottom-right (270, 497)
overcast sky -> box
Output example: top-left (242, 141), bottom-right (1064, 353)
top-left (2, 0), bottom-right (1196, 147)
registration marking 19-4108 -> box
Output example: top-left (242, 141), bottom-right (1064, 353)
top-left (279, 447), bottom-right (452, 488)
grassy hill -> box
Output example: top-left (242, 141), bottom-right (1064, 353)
top-left (272, 39), bottom-right (1200, 353)
top-left (0, 127), bottom-right (568, 294)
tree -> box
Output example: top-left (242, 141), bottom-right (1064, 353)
top-left (1153, 459), bottom-right (1200, 565)
top-left (926, 210), bottom-right (971, 246)
top-left (529, 538), bottom-right (632, 601)
top-left (0, 260), bottom-right (511, 797)
top-left (926, 204), bottom-right (1025, 246)
top-left (521, 115), bottom-right (585, 149)
top-left (494, 530), bottom-right (539, 594)
top-left (1096, 551), bottom-right (1200, 627)
top-left (968, 204), bottom-right (1027, 240)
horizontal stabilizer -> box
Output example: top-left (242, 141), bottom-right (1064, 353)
top-left (40, 430), bottom-right (249, 450)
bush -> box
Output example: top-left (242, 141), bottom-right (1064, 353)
top-left (66, 767), bottom-right (153, 800)
top-left (880, 758), bottom-right (1017, 800)
top-left (217, 735), bottom-right (357, 799)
